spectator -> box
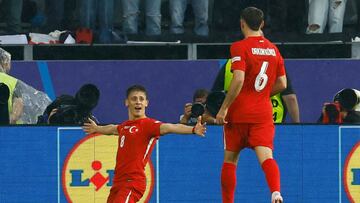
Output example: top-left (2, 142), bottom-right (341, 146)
top-left (268, 0), bottom-right (306, 34)
top-left (319, 88), bottom-right (360, 124)
top-left (179, 88), bottom-right (217, 125)
top-left (79, 0), bottom-right (114, 43)
top-left (169, 0), bottom-right (209, 36)
top-left (2, 0), bottom-right (23, 34)
top-left (307, 0), bottom-right (348, 34)
top-left (21, 0), bottom-right (44, 31)
top-left (0, 48), bottom-right (23, 124)
top-left (45, 0), bottom-right (76, 32)
top-left (212, 59), bottom-right (300, 123)
top-left (357, 0), bottom-right (360, 33)
top-left (0, 82), bottom-right (10, 124)
top-left (212, 0), bottom-right (267, 33)
top-left (121, 0), bottom-right (161, 36)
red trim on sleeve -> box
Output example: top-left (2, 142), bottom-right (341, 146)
top-left (230, 42), bottom-right (246, 72)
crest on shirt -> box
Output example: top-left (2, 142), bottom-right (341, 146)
top-left (124, 125), bottom-right (139, 134)
top-left (62, 133), bottom-right (155, 203)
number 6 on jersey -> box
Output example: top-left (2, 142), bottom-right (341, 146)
top-left (254, 61), bottom-right (269, 92)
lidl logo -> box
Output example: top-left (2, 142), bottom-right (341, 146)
top-left (62, 134), bottom-right (154, 203)
top-left (344, 142), bottom-right (360, 203)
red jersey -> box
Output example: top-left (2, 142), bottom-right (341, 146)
top-left (113, 117), bottom-right (162, 183)
top-left (227, 36), bottom-right (286, 123)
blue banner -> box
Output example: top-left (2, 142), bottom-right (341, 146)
top-left (0, 125), bottom-right (359, 202)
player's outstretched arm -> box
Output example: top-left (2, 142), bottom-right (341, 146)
top-left (160, 116), bottom-right (206, 137)
top-left (82, 118), bottom-right (118, 135)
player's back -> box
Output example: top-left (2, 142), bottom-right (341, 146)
top-left (227, 36), bottom-right (285, 123)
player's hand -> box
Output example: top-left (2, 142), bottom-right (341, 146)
top-left (216, 109), bottom-right (228, 125)
top-left (82, 118), bottom-right (98, 134)
top-left (184, 103), bottom-right (192, 118)
top-left (194, 116), bottom-right (206, 137)
top-left (202, 112), bottom-right (217, 125)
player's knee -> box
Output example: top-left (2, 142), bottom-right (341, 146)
top-left (223, 150), bottom-right (240, 164)
top-left (307, 24), bottom-right (322, 34)
top-left (254, 146), bottom-right (273, 164)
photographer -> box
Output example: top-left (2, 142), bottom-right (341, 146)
top-left (37, 83), bottom-right (100, 125)
top-left (0, 83), bottom-right (10, 124)
top-left (0, 47), bottom-right (52, 124)
top-left (0, 48), bottom-right (24, 124)
top-left (319, 88), bottom-right (360, 124)
top-left (180, 89), bottom-right (217, 125)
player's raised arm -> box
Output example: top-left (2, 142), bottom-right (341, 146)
top-left (82, 118), bottom-right (118, 135)
top-left (160, 116), bottom-right (206, 137)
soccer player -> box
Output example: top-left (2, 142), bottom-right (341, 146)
top-left (215, 7), bottom-right (287, 203)
top-left (82, 84), bottom-right (206, 203)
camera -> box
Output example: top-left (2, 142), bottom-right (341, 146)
top-left (322, 102), bottom-right (342, 124)
top-left (190, 91), bottom-right (226, 118)
top-left (37, 84), bottom-right (100, 125)
top-left (191, 102), bottom-right (206, 118)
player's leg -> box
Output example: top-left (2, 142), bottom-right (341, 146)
top-left (254, 146), bottom-right (282, 203)
top-left (107, 185), bottom-right (120, 203)
top-left (107, 182), bottom-right (145, 203)
top-left (249, 123), bottom-right (282, 203)
top-left (222, 150), bottom-right (240, 203)
top-left (111, 189), bottom-right (135, 203)
top-left (221, 123), bottom-right (246, 203)
top-left (109, 188), bottom-right (143, 203)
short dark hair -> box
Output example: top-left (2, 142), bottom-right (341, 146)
top-left (126, 85), bottom-right (147, 98)
top-left (240, 7), bottom-right (264, 31)
top-left (193, 89), bottom-right (209, 102)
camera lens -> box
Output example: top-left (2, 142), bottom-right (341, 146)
top-left (75, 84), bottom-right (100, 111)
top-left (334, 88), bottom-right (358, 110)
top-left (191, 102), bottom-right (205, 117)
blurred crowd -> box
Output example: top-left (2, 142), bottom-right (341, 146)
top-left (0, 0), bottom-right (360, 43)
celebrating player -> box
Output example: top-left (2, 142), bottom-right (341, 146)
top-left (215, 7), bottom-right (287, 203)
top-left (83, 84), bottom-right (206, 203)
